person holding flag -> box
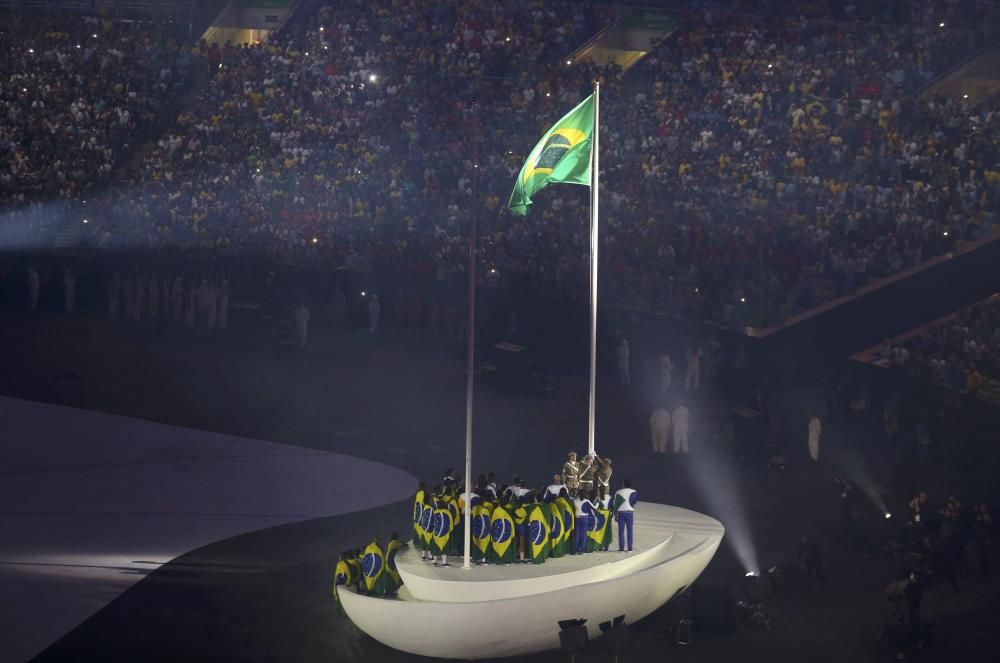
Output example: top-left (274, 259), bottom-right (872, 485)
top-left (548, 497), bottom-right (566, 558)
top-left (378, 532), bottom-right (405, 597)
top-left (614, 479), bottom-right (639, 553)
top-left (471, 500), bottom-right (493, 564)
top-left (362, 539), bottom-right (386, 595)
top-left (445, 488), bottom-right (462, 557)
top-left (430, 488), bottom-right (454, 567)
top-left (589, 487), bottom-right (613, 552)
top-left (332, 551), bottom-right (351, 615)
top-left (420, 494), bottom-right (434, 558)
top-left (490, 495), bottom-right (516, 565)
top-left (528, 493), bottom-right (551, 564)
top-left (598, 486), bottom-right (614, 552)
top-left (512, 491), bottom-right (530, 563)
top-left (556, 492), bottom-right (576, 555)
top-left (346, 548), bottom-right (362, 593)
top-left (413, 482), bottom-right (427, 560)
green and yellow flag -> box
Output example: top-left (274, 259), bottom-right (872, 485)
top-left (490, 504), bottom-right (515, 564)
top-left (556, 496), bottom-right (575, 550)
top-left (362, 541), bottom-right (385, 593)
top-left (431, 504), bottom-right (454, 556)
top-left (548, 502), bottom-right (566, 558)
top-left (471, 503), bottom-right (492, 560)
top-left (588, 505), bottom-right (611, 552)
top-left (508, 94), bottom-right (595, 216)
top-left (528, 504), bottom-right (551, 564)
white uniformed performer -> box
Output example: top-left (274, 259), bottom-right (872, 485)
top-left (572, 492), bottom-right (594, 554)
top-left (544, 474), bottom-right (566, 503)
top-left (613, 480), bottom-right (639, 552)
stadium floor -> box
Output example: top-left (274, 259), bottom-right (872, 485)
top-left (1, 310), bottom-right (998, 662)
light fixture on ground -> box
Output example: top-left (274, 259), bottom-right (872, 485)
top-left (738, 571), bottom-right (773, 630)
top-left (558, 619), bottom-right (589, 663)
top-left (598, 615), bottom-right (629, 663)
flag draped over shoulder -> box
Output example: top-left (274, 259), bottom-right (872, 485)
top-left (588, 505), bottom-right (610, 552)
top-left (548, 502), bottom-right (565, 557)
top-left (412, 489), bottom-right (425, 548)
top-left (362, 541), bottom-right (385, 593)
top-left (528, 504), bottom-right (551, 563)
top-left (471, 503), bottom-right (492, 560)
top-left (508, 94), bottom-right (595, 216)
top-left (490, 504), bottom-right (515, 563)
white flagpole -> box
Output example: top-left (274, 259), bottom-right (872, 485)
top-left (463, 103), bottom-right (479, 570)
top-left (587, 82), bottom-right (600, 458)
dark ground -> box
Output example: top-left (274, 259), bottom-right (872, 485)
top-left (2, 307), bottom-right (998, 663)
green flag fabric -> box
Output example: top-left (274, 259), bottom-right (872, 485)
top-left (508, 94), bottom-right (595, 215)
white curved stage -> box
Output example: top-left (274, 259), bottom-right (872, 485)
top-left (341, 503), bottom-right (724, 659)
top-left (0, 396), bottom-right (417, 663)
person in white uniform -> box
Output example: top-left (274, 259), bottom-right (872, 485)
top-left (659, 353), bottom-right (674, 394)
top-left (650, 403), bottom-right (671, 455)
top-left (808, 413), bottom-right (822, 462)
top-left (672, 401), bottom-right (690, 454)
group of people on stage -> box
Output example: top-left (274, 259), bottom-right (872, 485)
top-left (412, 455), bottom-right (638, 568)
top-left (331, 453), bottom-right (640, 613)
top-left (331, 533), bottom-right (406, 612)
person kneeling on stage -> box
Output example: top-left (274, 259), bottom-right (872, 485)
top-left (614, 479), bottom-right (639, 552)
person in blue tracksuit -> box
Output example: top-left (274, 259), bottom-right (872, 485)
top-left (614, 479), bottom-right (639, 552)
top-left (573, 492), bottom-right (595, 554)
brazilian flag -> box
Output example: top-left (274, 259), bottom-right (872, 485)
top-left (548, 502), bottom-right (565, 558)
top-left (471, 504), bottom-right (492, 561)
top-left (346, 555), bottom-right (360, 587)
top-left (490, 504), bottom-right (515, 564)
top-left (332, 558), bottom-right (351, 613)
top-left (420, 501), bottom-right (434, 550)
top-left (378, 538), bottom-right (403, 595)
top-left (600, 505), bottom-right (613, 550)
top-left (556, 496), bottom-right (575, 552)
top-left (508, 94), bottom-right (595, 216)
top-left (528, 504), bottom-right (551, 564)
top-left (362, 541), bottom-right (385, 594)
top-left (413, 490), bottom-right (426, 549)
top-left (588, 505), bottom-right (611, 552)
top-left (803, 93), bottom-right (828, 120)
top-left (431, 504), bottom-right (454, 556)
top-left (446, 496), bottom-right (462, 555)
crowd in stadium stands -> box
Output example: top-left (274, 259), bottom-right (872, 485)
top-left (881, 297), bottom-right (1000, 393)
top-left (0, 15), bottom-right (195, 209)
top-left (2, 0), bottom-right (1000, 330)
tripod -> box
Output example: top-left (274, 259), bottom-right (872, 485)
top-left (737, 601), bottom-right (773, 630)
